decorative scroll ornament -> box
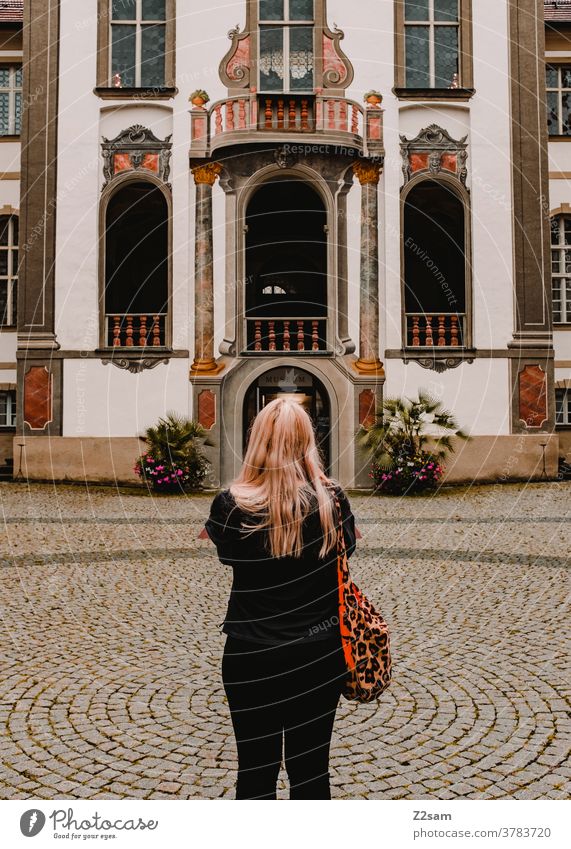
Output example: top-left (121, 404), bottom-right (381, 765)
top-left (103, 357), bottom-right (169, 374)
top-left (322, 23), bottom-right (354, 91)
top-left (102, 125), bottom-right (172, 189)
top-left (219, 24), bottom-right (251, 90)
top-left (400, 124), bottom-right (468, 187)
top-left (411, 356), bottom-right (472, 373)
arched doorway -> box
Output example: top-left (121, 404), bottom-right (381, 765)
top-left (243, 366), bottom-right (331, 471)
top-left (244, 178), bottom-right (327, 352)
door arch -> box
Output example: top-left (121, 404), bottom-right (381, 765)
top-left (243, 365), bottom-right (331, 471)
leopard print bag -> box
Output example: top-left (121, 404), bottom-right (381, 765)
top-left (332, 491), bottom-right (392, 703)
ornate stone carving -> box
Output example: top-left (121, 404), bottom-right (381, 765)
top-left (192, 162), bottom-right (223, 185)
top-left (274, 145), bottom-right (295, 169)
top-left (400, 124), bottom-right (468, 187)
top-left (102, 125), bottom-right (172, 189)
top-left (353, 161), bottom-right (381, 186)
top-left (219, 24), bottom-right (251, 89)
top-left (406, 356), bottom-right (473, 372)
top-left (103, 357), bottom-right (169, 374)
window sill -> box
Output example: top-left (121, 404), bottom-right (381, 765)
top-left (547, 135), bottom-right (571, 142)
top-left (0, 325), bottom-right (17, 332)
top-left (0, 135), bottom-right (20, 142)
top-left (94, 86), bottom-right (178, 100)
top-left (393, 87), bottom-right (475, 101)
top-left (554, 323), bottom-right (571, 329)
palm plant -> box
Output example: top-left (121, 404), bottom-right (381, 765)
top-left (136, 412), bottom-right (214, 491)
top-left (358, 390), bottom-right (471, 493)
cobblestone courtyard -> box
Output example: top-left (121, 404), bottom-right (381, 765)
top-left (0, 481), bottom-right (569, 800)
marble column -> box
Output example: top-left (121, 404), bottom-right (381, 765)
top-left (353, 161), bottom-right (384, 375)
top-left (190, 162), bottom-right (224, 375)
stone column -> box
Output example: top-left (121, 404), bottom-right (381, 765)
top-left (352, 161), bottom-right (384, 375)
top-left (190, 162), bottom-right (224, 375)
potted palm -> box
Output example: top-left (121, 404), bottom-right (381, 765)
top-left (358, 390), bottom-right (471, 495)
top-left (134, 412), bottom-right (214, 493)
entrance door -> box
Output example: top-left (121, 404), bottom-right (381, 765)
top-left (243, 367), bottom-right (331, 471)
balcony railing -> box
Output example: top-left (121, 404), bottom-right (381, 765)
top-left (245, 317), bottom-right (328, 354)
top-left (406, 313), bottom-right (465, 347)
top-left (190, 93), bottom-right (383, 158)
top-left (105, 313), bottom-right (167, 347)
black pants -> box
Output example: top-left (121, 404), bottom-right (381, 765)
top-left (222, 634), bottom-right (346, 800)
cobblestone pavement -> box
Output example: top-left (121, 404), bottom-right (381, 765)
top-left (0, 481), bottom-right (570, 800)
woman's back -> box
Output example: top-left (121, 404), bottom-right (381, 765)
top-left (206, 483), bottom-right (356, 645)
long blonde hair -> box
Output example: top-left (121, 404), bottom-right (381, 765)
top-left (229, 397), bottom-right (338, 559)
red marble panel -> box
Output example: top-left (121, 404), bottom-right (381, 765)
top-left (368, 113), bottom-right (382, 141)
top-left (322, 33), bottom-right (347, 84)
top-left (441, 153), bottom-right (457, 173)
top-left (410, 152), bottom-right (429, 172)
top-left (518, 364), bottom-right (547, 427)
top-left (198, 389), bottom-right (216, 430)
top-left (142, 153), bottom-right (159, 172)
top-left (359, 389), bottom-right (376, 429)
top-left (24, 366), bottom-right (52, 430)
top-left (113, 153), bottom-right (133, 174)
top-left (227, 35), bottom-right (250, 81)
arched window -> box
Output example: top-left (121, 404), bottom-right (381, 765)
top-left (103, 181), bottom-right (169, 347)
top-left (550, 215), bottom-right (571, 324)
top-left (403, 179), bottom-right (467, 347)
top-left (0, 214), bottom-right (18, 328)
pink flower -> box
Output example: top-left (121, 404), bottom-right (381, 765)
top-left (156, 465), bottom-right (164, 472)
top-left (177, 469), bottom-right (183, 476)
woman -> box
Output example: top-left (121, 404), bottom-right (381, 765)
top-left (205, 397), bottom-right (357, 800)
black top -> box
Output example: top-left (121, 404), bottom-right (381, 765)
top-left (205, 484), bottom-right (356, 646)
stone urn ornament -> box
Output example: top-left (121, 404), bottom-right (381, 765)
top-left (190, 89), bottom-right (210, 108)
top-left (364, 90), bottom-right (383, 108)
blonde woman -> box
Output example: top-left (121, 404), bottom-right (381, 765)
top-left (205, 397), bottom-right (356, 800)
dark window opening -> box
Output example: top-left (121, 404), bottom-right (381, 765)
top-left (104, 181), bottom-right (168, 346)
top-left (403, 179), bottom-right (466, 346)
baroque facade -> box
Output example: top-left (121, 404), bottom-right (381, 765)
top-left (0, 0), bottom-right (566, 486)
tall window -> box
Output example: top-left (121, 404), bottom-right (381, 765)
top-left (556, 388), bottom-right (571, 425)
top-left (0, 66), bottom-right (22, 136)
top-left (403, 180), bottom-right (467, 346)
top-left (0, 215), bottom-right (18, 327)
top-left (546, 65), bottom-right (571, 136)
top-left (551, 216), bottom-right (571, 324)
top-left (258, 0), bottom-right (314, 92)
top-left (104, 181), bottom-right (169, 346)
top-left (0, 390), bottom-right (16, 427)
top-left (110, 0), bottom-right (167, 88)
top-left (404, 0), bottom-right (460, 88)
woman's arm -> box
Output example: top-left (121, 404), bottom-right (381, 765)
top-left (204, 491), bottom-right (243, 564)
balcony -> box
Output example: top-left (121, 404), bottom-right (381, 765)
top-left (105, 313), bottom-right (167, 348)
top-left (190, 93), bottom-right (384, 158)
top-left (406, 313), bottom-right (465, 347)
top-left (244, 316), bottom-right (328, 354)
